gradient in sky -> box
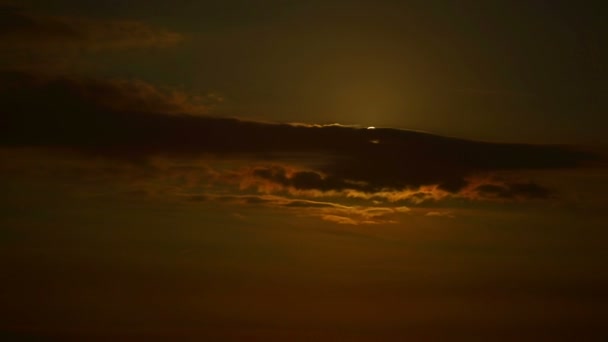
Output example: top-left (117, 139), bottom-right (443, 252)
top-left (1, 1), bottom-right (607, 340)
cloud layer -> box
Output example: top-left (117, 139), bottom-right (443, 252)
top-left (1, 72), bottom-right (597, 197)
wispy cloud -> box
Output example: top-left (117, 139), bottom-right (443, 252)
top-left (187, 194), bottom-right (412, 224)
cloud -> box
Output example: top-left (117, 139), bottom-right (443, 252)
top-left (283, 199), bottom-right (346, 208)
top-left (193, 194), bottom-right (410, 224)
top-left (0, 5), bottom-right (183, 72)
top-left (425, 211), bottom-right (455, 218)
top-left (474, 182), bottom-right (552, 200)
top-left (0, 5), bottom-right (183, 51)
top-left (251, 166), bottom-right (369, 192)
top-left (0, 72), bottom-right (219, 152)
top-left (48, 76), bottom-right (211, 115)
top-left (321, 215), bottom-right (359, 225)
top-left (302, 204), bottom-right (412, 225)
top-left (0, 72), bottom-right (599, 205)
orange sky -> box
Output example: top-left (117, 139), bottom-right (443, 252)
top-left (1, 1), bottom-right (607, 340)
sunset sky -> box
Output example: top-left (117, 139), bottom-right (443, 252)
top-left (1, 1), bottom-right (607, 340)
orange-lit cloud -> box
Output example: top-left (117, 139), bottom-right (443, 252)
top-left (0, 145), bottom-right (597, 225)
top-left (184, 193), bottom-right (412, 225)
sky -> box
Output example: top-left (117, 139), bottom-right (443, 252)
top-left (1, 1), bottom-right (607, 340)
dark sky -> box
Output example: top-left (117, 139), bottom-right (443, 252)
top-left (8, 0), bottom-right (608, 143)
top-left (1, 1), bottom-right (608, 340)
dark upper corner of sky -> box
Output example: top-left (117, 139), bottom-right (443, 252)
top-left (7, 0), bottom-right (608, 144)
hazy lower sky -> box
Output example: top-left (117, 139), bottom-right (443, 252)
top-left (1, 1), bottom-right (607, 340)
